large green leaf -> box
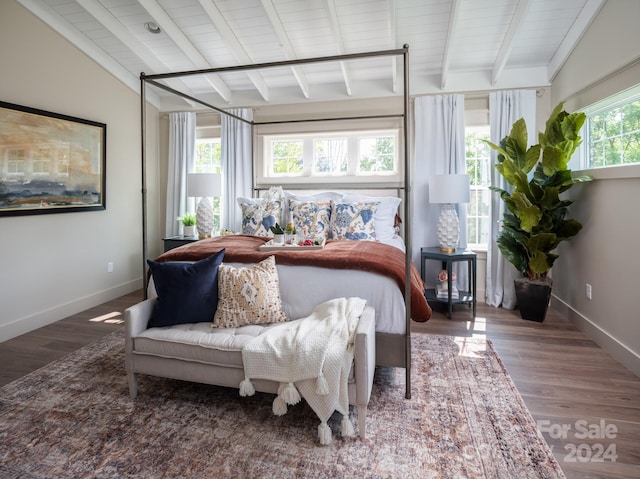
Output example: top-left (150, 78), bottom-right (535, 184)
top-left (497, 229), bottom-right (529, 274)
top-left (541, 146), bottom-right (567, 176)
top-left (540, 186), bottom-right (562, 211)
top-left (527, 232), bottom-right (557, 253)
top-left (523, 144), bottom-right (541, 175)
top-left (555, 218), bottom-right (583, 240)
top-left (561, 112), bottom-right (586, 142)
top-left (529, 251), bottom-right (551, 275)
top-left (511, 191), bottom-right (541, 232)
top-left (541, 103), bottom-right (566, 147)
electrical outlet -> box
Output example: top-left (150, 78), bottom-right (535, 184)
top-left (107, 261), bottom-right (114, 273)
top-left (586, 283), bottom-right (592, 300)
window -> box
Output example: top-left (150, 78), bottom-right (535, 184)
top-left (33, 148), bottom-right (51, 175)
top-left (314, 138), bottom-right (347, 174)
top-left (261, 129), bottom-right (399, 183)
top-left (585, 98), bottom-right (640, 168)
top-left (195, 139), bottom-right (221, 174)
top-left (7, 149), bottom-right (26, 176)
top-left (581, 87), bottom-right (640, 169)
top-left (194, 138), bottom-right (222, 232)
top-left (57, 151), bottom-right (69, 176)
top-left (272, 140), bottom-right (303, 175)
top-left (359, 136), bottom-right (395, 174)
top-left (465, 126), bottom-right (491, 248)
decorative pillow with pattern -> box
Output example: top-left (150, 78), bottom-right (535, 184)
top-left (213, 255), bottom-right (288, 328)
top-left (289, 199), bottom-right (332, 240)
top-left (237, 186), bottom-right (285, 236)
top-left (341, 194), bottom-right (402, 242)
top-left (330, 201), bottom-right (379, 241)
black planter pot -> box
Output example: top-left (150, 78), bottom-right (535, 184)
top-left (514, 278), bottom-right (552, 322)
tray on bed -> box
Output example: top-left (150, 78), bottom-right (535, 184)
top-left (259, 238), bottom-right (326, 251)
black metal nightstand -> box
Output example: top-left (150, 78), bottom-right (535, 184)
top-left (420, 246), bottom-right (477, 319)
top-left (162, 236), bottom-right (199, 252)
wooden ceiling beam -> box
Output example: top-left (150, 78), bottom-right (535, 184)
top-left (440, 0), bottom-right (461, 90)
top-left (547, 0), bottom-right (606, 81)
top-left (197, 0), bottom-right (270, 102)
top-left (260, 0), bottom-right (310, 99)
top-left (491, 0), bottom-right (530, 86)
top-left (138, 0), bottom-right (232, 102)
top-left (324, 0), bottom-right (352, 96)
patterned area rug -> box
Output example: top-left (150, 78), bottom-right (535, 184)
top-left (0, 330), bottom-right (564, 479)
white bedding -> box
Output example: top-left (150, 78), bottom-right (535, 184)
top-left (268, 264), bottom-right (406, 335)
top-left (148, 262), bottom-right (407, 335)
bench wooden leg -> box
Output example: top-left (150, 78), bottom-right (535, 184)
top-left (357, 404), bottom-right (367, 439)
top-left (128, 372), bottom-right (138, 399)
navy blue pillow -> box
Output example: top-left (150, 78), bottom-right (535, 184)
top-left (147, 249), bottom-right (225, 327)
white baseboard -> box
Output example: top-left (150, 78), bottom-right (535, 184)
top-left (0, 279), bottom-right (143, 343)
top-left (551, 295), bottom-right (640, 378)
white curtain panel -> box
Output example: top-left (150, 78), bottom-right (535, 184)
top-left (412, 94), bottom-right (468, 290)
top-left (486, 90), bottom-right (537, 308)
top-left (165, 112), bottom-right (196, 237)
top-left (221, 108), bottom-right (253, 232)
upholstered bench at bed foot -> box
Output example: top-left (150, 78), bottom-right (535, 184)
top-left (124, 300), bottom-right (376, 439)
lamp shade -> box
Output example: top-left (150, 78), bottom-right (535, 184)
top-left (429, 174), bottom-right (470, 204)
top-left (187, 173), bottom-right (221, 198)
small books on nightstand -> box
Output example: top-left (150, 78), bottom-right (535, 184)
top-left (436, 283), bottom-right (459, 299)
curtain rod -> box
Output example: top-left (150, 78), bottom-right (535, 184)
top-left (254, 113), bottom-right (404, 126)
top-left (410, 87), bottom-right (547, 100)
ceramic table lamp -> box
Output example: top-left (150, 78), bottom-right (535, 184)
top-left (187, 173), bottom-right (222, 238)
top-left (429, 174), bottom-right (470, 252)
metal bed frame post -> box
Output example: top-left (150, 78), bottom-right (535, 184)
top-left (140, 75), bottom-right (148, 300)
top-left (402, 45), bottom-right (412, 399)
top-left (140, 45), bottom-right (414, 398)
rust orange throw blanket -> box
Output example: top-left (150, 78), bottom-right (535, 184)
top-left (155, 235), bottom-right (431, 322)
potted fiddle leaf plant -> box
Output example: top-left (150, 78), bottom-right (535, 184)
top-left (484, 103), bottom-right (592, 321)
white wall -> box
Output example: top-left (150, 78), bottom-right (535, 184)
top-left (0, 1), bottom-right (161, 341)
top-left (550, 0), bottom-right (640, 376)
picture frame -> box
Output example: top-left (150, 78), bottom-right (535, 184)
top-left (0, 101), bottom-right (106, 216)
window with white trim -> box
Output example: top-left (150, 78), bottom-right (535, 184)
top-left (194, 138), bottom-right (222, 232)
top-left (580, 87), bottom-right (640, 169)
top-left (465, 125), bottom-right (491, 248)
top-left (261, 129), bottom-right (399, 183)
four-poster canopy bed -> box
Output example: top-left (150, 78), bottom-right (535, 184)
top-left (139, 44), bottom-right (430, 399)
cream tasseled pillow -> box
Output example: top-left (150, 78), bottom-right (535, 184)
top-left (213, 255), bottom-right (288, 328)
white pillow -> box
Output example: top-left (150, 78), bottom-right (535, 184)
top-left (342, 193), bottom-right (401, 242)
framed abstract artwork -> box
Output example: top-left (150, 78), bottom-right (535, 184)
top-left (0, 101), bottom-right (106, 216)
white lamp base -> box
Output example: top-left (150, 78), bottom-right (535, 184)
top-left (195, 197), bottom-right (214, 238)
top-left (436, 203), bottom-right (460, 252)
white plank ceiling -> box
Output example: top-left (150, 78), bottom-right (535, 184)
top-left (17, 0), bottom-right (605, 110)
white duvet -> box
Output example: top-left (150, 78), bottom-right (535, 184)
top-left (148, 262), bottom-right (407, 335)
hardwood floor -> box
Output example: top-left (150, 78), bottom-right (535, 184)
top-left (1, 292), bottom-right (638, 478)
top-left (0, 291), bottom-right (142, 387)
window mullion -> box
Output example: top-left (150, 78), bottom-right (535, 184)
top-left (303, 137), bottom-right (313, 176)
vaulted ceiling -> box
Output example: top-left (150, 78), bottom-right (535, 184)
top-left (18, 0), bottom-right (605, 110)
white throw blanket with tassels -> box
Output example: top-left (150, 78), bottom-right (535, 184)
top-left (239, 297), bottom-right (366, 445)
